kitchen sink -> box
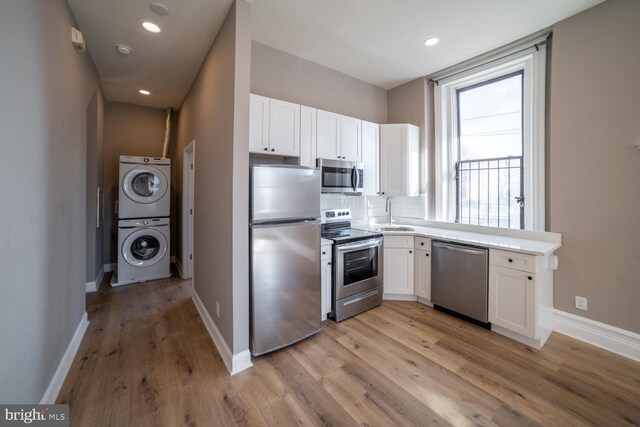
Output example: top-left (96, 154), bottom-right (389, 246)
top-left (375, 226), bottom-right (415, 232)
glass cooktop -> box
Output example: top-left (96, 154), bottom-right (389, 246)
top-left (321, 227), bottom-right (383, 244)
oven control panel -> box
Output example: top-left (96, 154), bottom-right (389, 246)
top-left (322, 209), bottom-right (351, 223)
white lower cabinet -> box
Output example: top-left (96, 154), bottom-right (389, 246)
top-left (321, 243), bottom-right (333, 320)
top-left (383, 236), bottom-right (414, 296)
top-left (489, 265), bottom-right (537, 339)
top-left (414, 249), bottom-right (431, 301)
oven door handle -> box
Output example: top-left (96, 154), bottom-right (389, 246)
top-left (336, 237), bottom-right (383, 252)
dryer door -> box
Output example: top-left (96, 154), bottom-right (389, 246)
top-left (122, 228), bottom-right (168, 267)
top-left (122, 165), bottom-right (168, 204)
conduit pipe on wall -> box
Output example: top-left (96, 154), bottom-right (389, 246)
top-left (161, 107), bottom-right (172, 158)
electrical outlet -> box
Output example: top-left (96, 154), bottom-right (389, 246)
top-left (216, 301), bottom-right (220, 318)
top-left (575, 296), bottom-right (588, 311)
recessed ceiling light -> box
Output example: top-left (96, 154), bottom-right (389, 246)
top-left (424, 37), bottom-right (439, 47)
top-left (116, 44), bottom-right (132, 55)
top-left (141, 21), bottom-right (161, 33)
top-left (139, 89), bottom-right (151, 95)
top-left (150, 2), bottom-right (170, 15)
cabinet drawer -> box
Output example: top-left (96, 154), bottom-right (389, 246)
top-left (414, 237), bottom-right (431, 251)
top-left (321, 244), bottom-right (333, 261)
top-left (384, 235), bottom-right (414, 249)
top-left (490, 249), bottom-right (536, 274)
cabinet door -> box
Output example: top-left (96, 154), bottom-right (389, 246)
top-left (380, 124), bottom-right (406, 196)
top-left (249, 94), bottom-right (269, 154)
top-left (361, 120), bottom-right (379, 196)
top-left (414, 249), bottom-right (431, 300)
top-left (340, 115), bottom-right (361, 162)
top-left (383, 248), bottom-right (414, 295)
top-left (299, 106), bottom-right (317, 168)
top-left (489, 266), bottom-right (537, 339)
top-left (316, 110), bottom-right (341, 160)
top-left (268, 98), bottom-right (300, 157)
top-left (321, 258), bottom-right (332, 320)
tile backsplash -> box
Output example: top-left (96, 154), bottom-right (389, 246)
top-left (320, 194), bottom-right (426, 223)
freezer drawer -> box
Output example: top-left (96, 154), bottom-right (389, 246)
top-left (431, 241), bottom-right (489, 323)
top-left (250, 220), bottom-right (321, 356)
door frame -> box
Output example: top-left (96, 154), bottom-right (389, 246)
top-left (181, 140), bottom-right (195, 279)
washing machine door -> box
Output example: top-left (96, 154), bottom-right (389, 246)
top-left (122, 228), bottom-right (168, 267)
top-left (122, 165), bottom-right (168, 204)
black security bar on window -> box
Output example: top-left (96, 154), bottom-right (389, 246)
top-left (455, 155), bottom-right (524, 229)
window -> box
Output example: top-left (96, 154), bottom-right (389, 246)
top-left (434, 39), bottom-right (547, 231)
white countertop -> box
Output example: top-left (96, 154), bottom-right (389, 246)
top-left (359, 224), bottom-right (560, 256)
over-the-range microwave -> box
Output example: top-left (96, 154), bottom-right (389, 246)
top-left (317, 159), bottom-right (364, 195)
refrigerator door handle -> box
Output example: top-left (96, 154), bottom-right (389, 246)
top-left (250, 219), bottom-right (321, 229)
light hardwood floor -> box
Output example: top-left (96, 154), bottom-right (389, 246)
top-left (57, 273), bottom-right (640, 426)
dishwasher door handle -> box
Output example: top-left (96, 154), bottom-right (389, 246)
top-left (432, 242), bottom-right (486, 256)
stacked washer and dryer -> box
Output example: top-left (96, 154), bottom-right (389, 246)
top-left (112, 156), bottom-right (171, 287)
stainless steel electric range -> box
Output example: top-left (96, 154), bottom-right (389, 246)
top-left (321, 209), bottom-right (384, 321)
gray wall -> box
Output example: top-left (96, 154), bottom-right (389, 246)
top-left (102, 102), bottom-right (171, 264)
top-left (85, 87), bottom-right (105, 283)
top-left (251, 41), bottom-right (388, 124)
top-left (549, 0), bottom-right (640, 333)
top-left (175, 0), bottom-right (251, 354)
top-left (0, 0), bottom-right (98, 403)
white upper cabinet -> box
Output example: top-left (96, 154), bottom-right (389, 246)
top-left (361, 120), bottom-right (379, 196)
top-left (317, 110), bottom-right (363, 162)
top-left (316, 110), bottom-right (341, 160)
top-left (380, 124), bottom-right (419, 196)
top-left (268, 99), bottom-right (300, 156)
top-left (339, 115), bottom-right (362, 162)
top-left (249, 94), bottom-right (269, 153)
top-left (299, 106), bottom-right (317, 168)
top-left (249, 94), bottom-right (300, 157)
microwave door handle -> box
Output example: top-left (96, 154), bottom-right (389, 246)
top-left (352, 166), bottom-right (359, 192)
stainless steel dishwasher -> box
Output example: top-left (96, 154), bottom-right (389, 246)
top-left (431, 241), bottom-right (489, 327)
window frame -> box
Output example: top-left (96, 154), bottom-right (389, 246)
top-left (434, 41), bottom-right (547, 231)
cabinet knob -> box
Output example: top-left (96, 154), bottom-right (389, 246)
top-left (381, 192), bottom-right (385, 195)
top-left (409, 250), bottom-right (412, 254)
top-left (263, 147), bottom-right (268, 151)
top-left (342, 156), bottom-right (346, 159)
top-left (271, 148), bottom-right (275, 152)
top-left (328, 262), bottom-right (332, 265)
top-left (528, 276), bottom-right (533, 280)
top-left (426, 253), bottom-right (429, 257)
top-left (337, 156), bottom-right (341, 158)
top-left (508, 258), bottom-right (513, 263)
top-left (321, 251), bottom-right (326, 255)
top-left (420, 242), bottom-right (424, 246)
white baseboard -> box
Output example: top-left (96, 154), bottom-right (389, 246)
top-left (40, 312), bottom-right (89, 404)
top-left (103, 263), bottom-right (117, 273)
top-left (85, 267), bottom-right (104, 293)
top-left (554, 309), bottom-right (640, 362)
top-left (191, 290), bottom-right (252, 375)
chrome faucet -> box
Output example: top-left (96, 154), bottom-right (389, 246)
top-left (385, 197), bottom-right (393, 225)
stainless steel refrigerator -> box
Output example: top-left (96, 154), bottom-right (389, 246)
top-left (250, 165), bottom-right (321, 356)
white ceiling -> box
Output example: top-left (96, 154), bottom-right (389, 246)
top-left (67, 0), bottom-right (233, 109)
top-left (68, 0), bottom-right (604, 109)
top-left (251, 0), bottom-right (605, 90)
